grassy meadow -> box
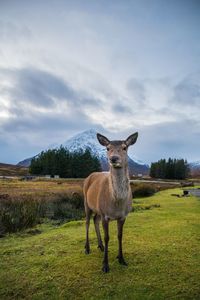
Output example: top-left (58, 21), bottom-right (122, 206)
top-left (0, 183), bottom-right (200, 299)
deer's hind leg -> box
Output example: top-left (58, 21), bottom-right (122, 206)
top-left (93, 214), bottom-right (104, 251)
top-left (84, 203), bottom-right (92, 254)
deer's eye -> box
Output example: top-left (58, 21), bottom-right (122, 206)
top-left (106, 146), bottom-right (110, 151)
top-left (122, 145), bottom-right (127, 151)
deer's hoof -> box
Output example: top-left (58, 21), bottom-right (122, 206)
top-left (102, 264), bottom-right (110, 273)
top-left (85, 246), bottom-right (90, 254)
top-left (117, 256), bottom-right (128, 266)
top-left (98, 244), bottom-right (104, 252)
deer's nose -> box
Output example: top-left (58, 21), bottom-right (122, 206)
top-left (110, 156), bottom-right (119, 163)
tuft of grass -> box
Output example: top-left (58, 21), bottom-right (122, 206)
top-left (0, 188), bottom-right (200, 299)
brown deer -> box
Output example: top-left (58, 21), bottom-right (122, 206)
top-left (83, 132), bottom-right (138, 272)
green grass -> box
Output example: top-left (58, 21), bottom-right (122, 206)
top-left (0, 188), bottom-right (200, 300)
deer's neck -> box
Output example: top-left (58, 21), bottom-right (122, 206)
top-left (109, 164), bottom-right (130, 202)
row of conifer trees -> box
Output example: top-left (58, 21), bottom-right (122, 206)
top-left (30, 147), bottom-right (189, 180)
top-left (150, 158), bottom-right (189, 180)
top-left (29, 146), bottom-right (101, 178)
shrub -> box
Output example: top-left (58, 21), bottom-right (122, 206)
top-left (45, 192), bottom-right (84, 221)
top-left (132, 184), bottom-right (156, 198)
top-left (0, 190), bottom-right (84, 235)
top-left (0, 195), bottom-right (43, 235)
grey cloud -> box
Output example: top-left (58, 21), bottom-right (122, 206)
top-left (80, 96), bottom-right (102, 108)
top-left (126, 78), bottom-right (146, 105)
top-left (112, 103), bottom-right (131, 114)
top-left (10, 68), bottom-right (76, 107)
top-left (130, 119), bottom-right (200, 164)
top-left (0, 67), bottom-right (103, 110)
top-left (173, 73), bottom-right (200, 107)
top-left (0, 67), bottom-right (98, 133)
top-left (0, 20), bottom-right (32, 41)
top-left (2, 110), bottom-right (91, 133)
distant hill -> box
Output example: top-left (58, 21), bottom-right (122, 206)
top-left (189, 161), bottom-right (200, 170)
top-left (189, 161), bottom-right (200, 178)
top-left (0, 163), bottom-right (29, 177)
top-left (18, 129), bottom-right (149, 176)
top-left (17, 157), bottom-right (36, 168)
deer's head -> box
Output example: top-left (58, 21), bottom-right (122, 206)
top-left (97, 132), bottom-right (138, 169)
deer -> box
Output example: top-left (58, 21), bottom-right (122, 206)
top-left (83, 132), bottom-right (138, 272)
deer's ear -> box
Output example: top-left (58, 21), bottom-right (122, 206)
top-left (97, 133), bottom-right (110, 146)
top-left (125, 132), bottom-right (138, 147)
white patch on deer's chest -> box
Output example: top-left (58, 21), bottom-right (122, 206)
top-left (110, 171), bottom-right (129, 199)
top-left (105, 168), bottom-right (132, 220)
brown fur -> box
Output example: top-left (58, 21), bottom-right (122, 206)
top-left (83, 132), bottom-right (138, 272)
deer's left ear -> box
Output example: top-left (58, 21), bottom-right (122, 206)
top-left (125, 132), bottom-right (138, 147)
top-left (97, 133), bottom-right (110, 146)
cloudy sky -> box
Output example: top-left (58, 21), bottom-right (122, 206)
top-left (0, 0), bottom-right (200, 164)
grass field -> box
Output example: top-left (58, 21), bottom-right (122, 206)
top-left (0, 177), bottom-right (83, 195)
top-left (0, 188), bottom-right (200, 300)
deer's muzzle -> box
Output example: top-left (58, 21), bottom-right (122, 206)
top-left (109, 156), bottom-right (122, 168)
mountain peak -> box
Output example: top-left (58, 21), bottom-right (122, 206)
top-left (63, 128), bottom-right (105, 158)
top-left (85, 128), bottom-right (98, 135)
top-left (66, 128), bottom-right (97, 142)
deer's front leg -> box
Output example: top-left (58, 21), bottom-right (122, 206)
top-left (117, 218), bottom-right (128, 266)
top-left (102, 217), bottom-right (110, 273)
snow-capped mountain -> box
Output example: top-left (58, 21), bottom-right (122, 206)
top-left (189, 161), bottom-right (200, 177)
top-left (18, 129), bottom-right (149, 175)
top-left (63, 129), bottom-right (106, 159)
top-left (189, 161), bottom-right (200, 169)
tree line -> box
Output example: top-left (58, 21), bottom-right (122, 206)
top-left (150, 158), bottom-right (190, 180)
top-left (29, 146), bottom-right (101, 178)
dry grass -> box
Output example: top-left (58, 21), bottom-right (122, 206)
top-left (0, 163), bottom-right (29, 177)
top-left (0, 178), bottom-right (84, 235)
top-left (0, 177), bottom-right (83, 195)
